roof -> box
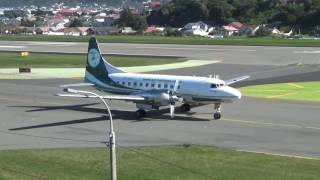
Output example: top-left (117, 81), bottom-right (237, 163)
top-left (230, 22), bottom-right (243, 29)
top-left (145, 26), bottom-right (161, 33)
top-left (223, 25), bottom-right (238, 32)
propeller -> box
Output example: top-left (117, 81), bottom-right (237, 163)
top-left (168, 80), bottom-right (180, 118)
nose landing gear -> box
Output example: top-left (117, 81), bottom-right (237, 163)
top-left (213, 103), bottom-right (221, 120)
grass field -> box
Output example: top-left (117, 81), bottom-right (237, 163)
top-left (0, 145), bottom-right (319, 180)
top-left (0, 52), bottom-right (184, 68)
top-left (1, 35), bottom-right (320, 47)
top-left (240, 81), bottom-right (320, 102)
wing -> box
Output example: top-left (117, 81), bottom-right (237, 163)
top-left (225, 75), bottom-right (250, 85)
top-left (60, 83), bottom-right (95, 88)
top-left (56, 93), bottom-right (145, 101)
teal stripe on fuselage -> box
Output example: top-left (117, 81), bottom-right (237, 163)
top-left (85, 70), bottom-right (139, 95)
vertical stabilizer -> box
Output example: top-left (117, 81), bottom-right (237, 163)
top-left (85, 37), bottom-right (123, 84)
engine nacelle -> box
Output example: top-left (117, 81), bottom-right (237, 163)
top-left (133, 90), bottom-right (171, 106)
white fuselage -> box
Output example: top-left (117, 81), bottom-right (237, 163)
top-left (109, 73), bottom-right (241, 103)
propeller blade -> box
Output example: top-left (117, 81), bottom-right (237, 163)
top-left (173, 80), bottom-right (180, 93)
top-left (170, 104), bottom-right (175, 118)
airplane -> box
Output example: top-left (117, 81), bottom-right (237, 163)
top-left (57, 37), bottom-right (249, 120)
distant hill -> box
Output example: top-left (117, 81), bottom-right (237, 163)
top-left (0, 0), bottom-right (144, 7)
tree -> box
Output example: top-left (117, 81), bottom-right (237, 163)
top-left (254, 26), bottom-right (271, 37)
top-left (158, 0), bottom-right (209, 27)
top-left (69, 18), bottom-right (83, 27)
top-left (207, 0), bottom-right (233, 24)
top-left (132, 15), bottom-right (148, 32)
top-left (117, 8), bottom-right (148, 32)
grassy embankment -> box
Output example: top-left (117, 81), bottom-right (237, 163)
top-left (240, 82), bottom-right (320, 102)
top-left (0, 52), bottom-right (184, 68)
top-left (1, 34), bottom-right (320, 47)
top-left (0, 145), bottom-right (319, 180)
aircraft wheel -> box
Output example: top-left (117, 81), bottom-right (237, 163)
top-left (135, 109), bottom-right (146, 118)
top-left (213, 113), bottom-right (221, 120)
top-left (180, 104), bottom-right (191, 112)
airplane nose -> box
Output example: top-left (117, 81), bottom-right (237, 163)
top-left (225, 87), bottom-right (241, 100)
top-left (233, 88), bottom-right (242, 99)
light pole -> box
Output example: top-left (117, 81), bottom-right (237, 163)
top-left (64, 88), bottom-right (117, 180)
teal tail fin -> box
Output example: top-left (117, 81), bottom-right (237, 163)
top-left (85, 37), bottom-right (123, 84)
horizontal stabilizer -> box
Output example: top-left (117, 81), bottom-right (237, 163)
top-left (60, 83), bottom-right (95, 88)
top-left (225, 75), bottom-right (250, 85)
top-left (56, 93), bottom-right (145, 101)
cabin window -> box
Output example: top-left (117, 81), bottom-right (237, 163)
top-left (151, 84), bottom-right (155, 88)
top-left (220, 84), bottom-right (224, 86)
top-left (158, 84), bottom-right (161, 88)
top-left (164, 84), bottom-right (168, 88)
top-left (211, 84), bottom-right (217, 88)
top-left (139, 82), bottom-right (143, 87)
top-left (128, 82), bottom-right (131, 86)
top-left (122, 82), bottom-right (125, 85)
top-left (170, 85), bottom-right (174, 89)
top-left (146, 83), bottom-right (149, 87)
top-left (133, 82), bottom-right (137, 86)
top-left (178, 85), bottom-right (180, 89)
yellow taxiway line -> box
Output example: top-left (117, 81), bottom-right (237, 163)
top-left (286, 83), bottom-right (304, 89)
top-left (267, 92), bottom-right (297, 99)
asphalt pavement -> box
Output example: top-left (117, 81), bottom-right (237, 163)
top-left (0, 41), bottom-right (319, 158)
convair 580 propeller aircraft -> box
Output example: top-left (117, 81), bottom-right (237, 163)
top-left (57, 37), bottom-right (249, 120)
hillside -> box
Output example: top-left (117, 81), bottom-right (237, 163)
top-left (0, 0), bottom-right (143, 7)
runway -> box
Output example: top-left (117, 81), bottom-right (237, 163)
top-left (0, 41), bottom-right (319, 158)
top-left (0, 41), bottom-right (320, 65)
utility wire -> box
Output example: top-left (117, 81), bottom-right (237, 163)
top-left (0, 167), bottom-right (48, 180)
top-left (116, 143), bottom-right (215, 180)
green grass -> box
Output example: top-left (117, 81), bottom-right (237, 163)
top-left (0, 52), bottom-right (184, 68)
top-left (1, 35), bottom-right (320, 47)
top-left (0, 145), bottom-right (319, 180)
top-left (240, 81), bottom-right (320, 102)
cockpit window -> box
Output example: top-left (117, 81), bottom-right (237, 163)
top-left (210, 84), bottom-right (217, 88)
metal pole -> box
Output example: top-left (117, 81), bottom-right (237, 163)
top-left (66, 89), bottom-right (117, 180)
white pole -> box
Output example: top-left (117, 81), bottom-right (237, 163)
top-left (66, 88), bottom-right (117, 180)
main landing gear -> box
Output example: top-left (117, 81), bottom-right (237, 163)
top-left (135, 109), bottom-right (146, 118)
top-left (213, 103), bottom-right (221, 120)
top-left (180, 103), bottom-right (191, 112)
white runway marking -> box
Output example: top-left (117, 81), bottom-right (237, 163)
top-left (293, 51), bottom-right (320, 54)
top-left (237, 149), bottom-right (320, 160)
top-left (28, 42), bottom-right (77, 46)
top-left (135, 46), bottom-right (257, 52)
top-left (223, 118), bottom-right (320, 131)
top-left (0, 46), bottom-right (25, 49)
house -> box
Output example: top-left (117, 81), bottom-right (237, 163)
top-left (121, 27), bottom-right (136, 34)
top-left (151, 0), bottom-right (161, 8)
top-left (47, 28), bottom-right (65, 36)
top-left (25, 27), bottom-right (36, 35)
top-left (145, 26), bottom-right (164, 33)
top-left (181, 21), bottom-right (213, 36)
top-left (229, 21), bottom-right (253, 35)
top-left (221, 25), bottom-right (238, 36)
top-left (47, 19), bottom-right (66, 31)
top-left (88, 27), bottom-right (120, 35)
top-left (229, 21), bottom-right (243, 29)
top-left (64, 27), bottom-right (89, 36)
top-left (36, 26), bottom-right (50, 34)
top-left (59, 8), bottom-right (81, 17)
